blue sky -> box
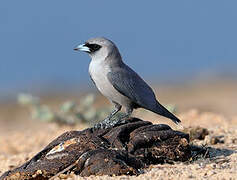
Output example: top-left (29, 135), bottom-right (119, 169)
top-left (0, 1), bottom-right (237, 97)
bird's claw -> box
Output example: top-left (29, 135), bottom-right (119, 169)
top-left (93, 117), bottom-right (127, 130)
top-left (93, 118), bottom-right (111, 129)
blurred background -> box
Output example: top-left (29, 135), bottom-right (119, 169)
top-left (0, 0), bottom-right (237, 130)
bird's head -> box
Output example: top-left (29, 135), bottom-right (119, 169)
top-left (74, 37), bottom-right (121, 61)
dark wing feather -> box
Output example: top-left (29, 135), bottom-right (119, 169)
top-left (107, 65), bottom-right (181, 125)
top-left (107, 65), bottom-right (158, 110)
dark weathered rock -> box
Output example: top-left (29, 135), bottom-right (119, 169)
top-left (183, 127), bottom-right (209, 141)
top-left (0, 117), bottom-right (190, 180)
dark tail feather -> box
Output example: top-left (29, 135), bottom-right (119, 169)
top-left (151, 101), bottom-right (181, 125)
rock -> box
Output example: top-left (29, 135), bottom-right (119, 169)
top-left (183, 127), bottom-right (209, 141)
top-left (210, 136), bottom-right (225, 145)
top-left (0, 117), bottom-right (190, 179)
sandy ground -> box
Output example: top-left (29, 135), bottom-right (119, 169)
top-left (0, 81), bottom-right (237, 179)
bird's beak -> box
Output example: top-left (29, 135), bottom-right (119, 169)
top-left (74, 44), bottom-right (90, 52)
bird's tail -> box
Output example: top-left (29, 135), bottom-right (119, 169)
top-left (152, 101), bottom-right (181, 125)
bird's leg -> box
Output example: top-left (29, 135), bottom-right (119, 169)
top-left (93, 102), bottom-right (122, 129)
top-left (108, 107), bottom-right (133, 128)
top-left (125, 108), bottom-right (133, 117)
top-left (105, 103), bottom-right (122, 120)
top-left (119, 107), bottom-right (133, 121)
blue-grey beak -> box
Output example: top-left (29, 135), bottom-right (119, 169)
top-left (74, 44), bottom-right (90, 52)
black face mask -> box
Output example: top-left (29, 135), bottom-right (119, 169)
top-left (85, 43), bottom-right (102, 53)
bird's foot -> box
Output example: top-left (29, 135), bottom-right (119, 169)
top-left (93, 116), bottom-right (127, 130)
top-left (93, 118), bottom-right (111, 129)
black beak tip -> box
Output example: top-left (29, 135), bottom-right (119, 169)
top-left (74, 48), bottom-right (79, 51)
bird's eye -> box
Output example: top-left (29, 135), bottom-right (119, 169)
top-left (85, 43), bottom-right (101, 52)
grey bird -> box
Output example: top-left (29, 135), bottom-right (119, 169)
top-left (74, 37), bottom-right (181, 127)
